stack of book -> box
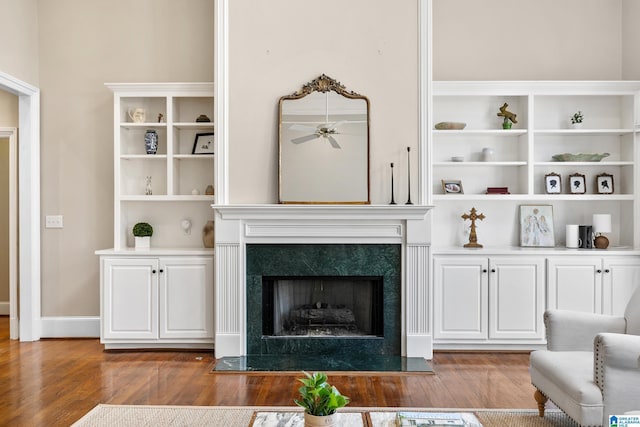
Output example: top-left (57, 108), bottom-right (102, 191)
top-left (485, 187), bottom-right (510, 194)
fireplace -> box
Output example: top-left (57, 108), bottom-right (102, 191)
top-left (246, 244), bottom-right (401, 356)
top-left (211, 205), bottom-right (433, 359)
top-left (262, 276), bottom-right (384, 338)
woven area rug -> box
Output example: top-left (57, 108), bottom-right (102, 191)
top-left (72, 405), bottom-right (578, 426)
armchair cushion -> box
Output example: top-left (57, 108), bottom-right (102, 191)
top-left (530, 350), bottom-right (603, 425)
top-left (545, 310), bottom-right (626, 351)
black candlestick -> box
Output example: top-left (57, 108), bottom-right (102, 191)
top-left (390, 163), bottom-right (396, 205)
top-left (406, 147), bottom-right (413, 205)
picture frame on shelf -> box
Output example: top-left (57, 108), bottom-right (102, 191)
top-left (442, 180), bottom-right (463, 194)
top-left (520, 205), bottom-right (555, 247)
top-left (192, 132), bottom-right (215, 154)
top-left (544, 172), bottom-right (562, 194)
top-left (568, 173), bottom-right (586, 194)
top-left (596, 173), bottom-right (614, 194)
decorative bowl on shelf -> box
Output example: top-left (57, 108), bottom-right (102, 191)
top-left (551, 152), bottom-right (610, 162)
top-left (435, 121), bottom-right (466, 130)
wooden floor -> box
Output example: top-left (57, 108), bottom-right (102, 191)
top-left (0, 317), bottom-right (538, 426)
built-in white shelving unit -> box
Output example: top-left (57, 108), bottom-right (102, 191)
top-left (105, 82), bottom-right (216, 249)
top-left (431, 81), bottom-right (640, 249)
top-left (429, 81), bottom-right (640, 350)
top-left (96, 83), bottom-right (215, 349)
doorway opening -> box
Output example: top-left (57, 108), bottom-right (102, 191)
top-left (0, 71), bottom-right (41, 341)
top-left (0, 128), bottom-right (17, 339)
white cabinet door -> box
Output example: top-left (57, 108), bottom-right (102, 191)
top-left (547, 257), bottom-right (602, 313)
top-left (602, 257), bottom-right (640, 315)
top-left (489, 257), bottom-right (545, 340)
top-left (159, 257), bottom-right (214, 339)
top-left (103, 258), bottom-right (158, 339)
top-left (433, 256), bottom-right (488, 340)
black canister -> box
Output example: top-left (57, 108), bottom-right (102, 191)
top-left (578, 225), bottom-right (593, 249)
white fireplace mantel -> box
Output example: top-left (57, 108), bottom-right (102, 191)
top-left (211, 204), bottom-right (434, 359)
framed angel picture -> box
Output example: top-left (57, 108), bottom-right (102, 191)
top-left (520, 205), bottom-right (555, 247)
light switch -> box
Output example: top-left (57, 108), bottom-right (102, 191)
top-left (45, 215), bottom-right (63, 229)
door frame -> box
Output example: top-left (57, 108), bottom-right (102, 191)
top-left (0, 71), bottom-right (41, 341)
top-left (0, 127), bottom-right (18, 338)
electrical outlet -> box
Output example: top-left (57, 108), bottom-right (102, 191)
top-left (45, 215), bottom-right (63, 229)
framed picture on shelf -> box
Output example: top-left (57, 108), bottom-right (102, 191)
top-left (596, 173), bottom-right (614, 194)
top-left (442, 180), bottom-right (463, 194)
top-left (192, 132), bottom-right (215, 154)
top-left (520, 205), bottom-right (555, 247)
top-left (568, 173), bottom-right (586, 194)
top-left (544, 172), bottom-right (562, 194)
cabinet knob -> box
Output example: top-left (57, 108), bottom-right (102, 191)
top-left (596, 269), bottom-right (602, 274)
top-left (491, 268), bottom-right (496, 273)
top-left (152, 269), bottom-right (157, 274)
top-left (604, 269), bottom-right (610, 273)
top-left (159, 269), bottom-right (164, 273)
top-left (482, 269), bottom-right (488, 273)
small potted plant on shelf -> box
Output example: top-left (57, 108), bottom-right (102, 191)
top-left (294, 371), bottom-right (350, 427)
top-left (132, 222), bottom-right (153, 249)
top-left (571, 110), bottom-right (584, 128)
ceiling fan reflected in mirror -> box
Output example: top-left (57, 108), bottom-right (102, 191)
top-left (289, 121), bottom-right (346, 149)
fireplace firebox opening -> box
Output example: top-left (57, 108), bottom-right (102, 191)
top-left (262, 276), bottom-right (384, 338)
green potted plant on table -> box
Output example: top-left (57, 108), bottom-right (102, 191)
top-left (294, 371), bottom-right (350, 427)
top-left (132, 222), bottom-right (153, 249)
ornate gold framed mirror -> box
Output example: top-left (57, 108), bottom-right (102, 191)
top-left (278, 74), bottom-right (370, 204)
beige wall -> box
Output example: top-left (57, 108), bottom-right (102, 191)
top-left (229, 0), bottom-right (419, 204)
top-left (3, 0), bottom-right (640, 320)
top-left (0, 0), bottom-right (39, 86)
top-left (622, 0), bottom-right (640, 79)
top-left (37, 0), bottom-right (214, 316)
top-left (433, 0), bottom-right (623, 80)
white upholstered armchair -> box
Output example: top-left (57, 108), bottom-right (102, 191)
top-left (530, 286), bottom-right (640, 426)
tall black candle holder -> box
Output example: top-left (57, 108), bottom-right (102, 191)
top-left (389, 163), bottom-right (396, 205)
top-left (406, 147), bottom-right (413, 205)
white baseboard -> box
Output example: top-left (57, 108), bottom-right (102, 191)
top-left (40, 316), bottom-right (100, 338)
top-left (0, 301), bottom-right (9, 315)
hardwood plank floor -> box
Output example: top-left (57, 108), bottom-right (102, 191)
top-left (0, 317), bottom-right (538, 426)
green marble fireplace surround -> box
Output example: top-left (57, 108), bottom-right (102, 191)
top-left (246, 244), bottom-right (401, 356)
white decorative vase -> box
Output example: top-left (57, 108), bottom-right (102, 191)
top-left (134, 236), bottom-right (150, 250)
top-left (304, 413), bottom-right (339, 427)
top-left (570, 122), bottom-right (583, 129)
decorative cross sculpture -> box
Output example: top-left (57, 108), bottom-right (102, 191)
top-left (461, 207), bottom-right (485, 248)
